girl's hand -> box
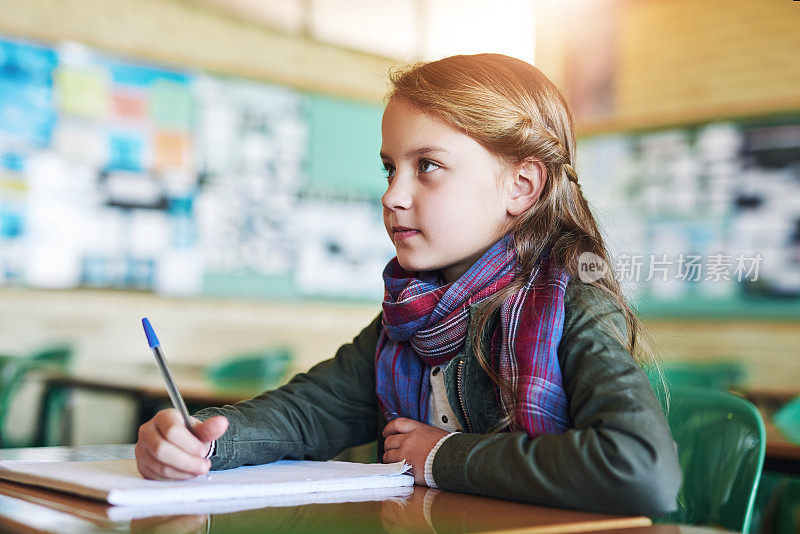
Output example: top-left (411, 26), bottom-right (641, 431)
top-left (382, 417), bottom-right (449, 485)
top-left (135, 409), bottom-right (228, 480)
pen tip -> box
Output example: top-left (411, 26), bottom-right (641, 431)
top-left (142, 317), bottom-right (160, 349)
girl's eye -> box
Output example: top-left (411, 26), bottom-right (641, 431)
top-left (418, 159), bottom-right (440, 173)
top-left (382, 162), bottom-right (395, 179)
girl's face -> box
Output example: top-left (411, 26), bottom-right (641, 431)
top-left (380, 97), bottom-right (513, 283)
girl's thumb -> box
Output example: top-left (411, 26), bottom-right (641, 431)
top-left (193, 415), bottom-right (229, 442)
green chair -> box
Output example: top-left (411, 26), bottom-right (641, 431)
top-left (751, 472), bottom-right (800, 534)
top-left (29, 344), bottom-right (74, 447)
top-left (774, 395), bottom-right (800, 444)
top-left (663, 360), bottom-right (746, 390)
top-left (0, 345), bottom-right (74, 448)
top-left (29, 344), bottom-right (72, 369)
top-left (658, 384), bottom-right (766, 532)
top-left (0, 355), bottom-right (36, 448)
top-left (206, 347), bottom-right (293, 390)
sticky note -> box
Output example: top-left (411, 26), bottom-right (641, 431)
top-left (55, 67), bottom-right (109, 118)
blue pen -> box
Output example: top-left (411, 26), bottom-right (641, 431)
top-left (141, 318), bottom-right (198, 439)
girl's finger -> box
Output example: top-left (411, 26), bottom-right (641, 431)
top-left (139, 442), bottom-right (198, 480)
top-left (138, 445), bottom-right (203, 480)
top-left (382, 417), bottom-right (419, 437)
top-left (136, 461), bottom-right (156, 481)
top-left (383, 433), bottom-right (403, 450)
top-left (383, 448), bottom-right (402, 464)
top-left (135, 443), bottom-right (153, 479)
top-left (155, 413), bottom-right (207, 457)
top-left (136, 446), bottom-right (176, 480)
top-left (144, 428), bottom-right (209, 475)
top-left (192, 415), bottom-right (228, 444)
top-left (135, 422), bottom-right (196, 480)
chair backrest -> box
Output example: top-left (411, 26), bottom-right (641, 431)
top-left (206, 348), bottom-right (292, 389)
top-left (29, 344), bottom-right (73, 369)
top-left (0, 346), bottom-right (73, 448)
top-left (658, 385), bottom-right (765, 532)
top-left (663, 360), bottom-right (746, 390)
top-left (0, 355), bottom-right (35, 447)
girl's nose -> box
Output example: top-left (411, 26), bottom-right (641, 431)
top-left (381, 178), bottom-right (412, 211)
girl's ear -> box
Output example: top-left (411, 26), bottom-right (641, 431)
top-left (506, 158), bottom-right (545, 216)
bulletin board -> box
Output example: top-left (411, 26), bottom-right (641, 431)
top-left (0, 34), bottom-right (394, 302)
top-left (577, 115), bottom-right (800, 319)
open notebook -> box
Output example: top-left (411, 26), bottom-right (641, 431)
top-left (0, 458), bottom-right (414, 507)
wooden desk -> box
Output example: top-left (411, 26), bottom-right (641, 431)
top-left (0, 445), bottom-right (653, 534)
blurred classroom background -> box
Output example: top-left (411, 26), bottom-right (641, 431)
top-left (0, 0), bottom-right (799, 530)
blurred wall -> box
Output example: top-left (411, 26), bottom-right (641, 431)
top-left (615, 0), bottom-right (800, 130)
top-left (536, 0), bottom-right (800, 132)
top-left (646, 320), bottom-right (800, 391)
top-left (0, 0), bottom-right (393, 102)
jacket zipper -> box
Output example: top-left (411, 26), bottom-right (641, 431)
top-left (457, 360), bottom-right (473, 432)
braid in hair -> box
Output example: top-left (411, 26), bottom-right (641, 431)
top-left (563, 162), bottom-right (579, 185)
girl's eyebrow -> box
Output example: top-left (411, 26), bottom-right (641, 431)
top-left (380, 146), bottom-right (452, 160)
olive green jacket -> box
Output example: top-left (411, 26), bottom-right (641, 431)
top-left (194, 279), bottom-right (681, 516)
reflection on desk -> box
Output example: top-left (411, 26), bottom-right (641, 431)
top-left (598, 527), bottom-right (737, 534)
top-left (0, 445), bottom-right (653, 534)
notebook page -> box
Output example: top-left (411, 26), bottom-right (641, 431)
top-left (0, 459), bottom-right (414, 506)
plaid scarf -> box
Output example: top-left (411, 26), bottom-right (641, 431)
top-left (375, 235), bottom-right (571, 437)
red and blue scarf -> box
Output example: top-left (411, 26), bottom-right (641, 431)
top-left (375, 235), bottom-right (570, 437)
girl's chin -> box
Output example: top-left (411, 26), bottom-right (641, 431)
top-left (395, 255), bottom-right (422, 272)
top-left (396, 257), bottom-right (443, 276)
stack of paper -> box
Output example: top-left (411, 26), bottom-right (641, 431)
top-left (0, 459), bottom-right (414, 507)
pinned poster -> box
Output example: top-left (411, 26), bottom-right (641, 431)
top-left (130, 209), bottom-right (169, 256)
top-left (0, 37), bottom-right (58, 147)
top-left (52, 118), bottom-right (106, 166)
top-left (150, 80), bottom-right (193, 130)
top-left (154, 131), bottom-right (190, 170)
top-left (107, 132), bottom-right (146, 172)
top-left (294, 199), bottom-right (393, 299)
top-left (0, 152), bottom-right (26, 173)
top-left (55, 66), bottom-right (109, 118)
top-left (110, 88), bottom-right (148, 120)
top-left (102, 171), bottom-right (164, 209)
top-left (110, 62), bottom-right (190, 89)
top-left (0, 205), bottom-right (25, 239)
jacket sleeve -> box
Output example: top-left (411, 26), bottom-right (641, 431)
top-left (193, 313), bottom-right (382, 470)
top-left (431, 281), bottom-right (682, 516)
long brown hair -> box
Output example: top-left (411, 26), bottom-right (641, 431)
top-left (387, 53), bottom-right (664, 430)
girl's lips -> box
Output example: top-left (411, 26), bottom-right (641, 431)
top-left (393, 229), bottom-right (420, 241)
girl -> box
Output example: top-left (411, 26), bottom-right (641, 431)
top-left (135, 53), bottom-right (681, 516)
